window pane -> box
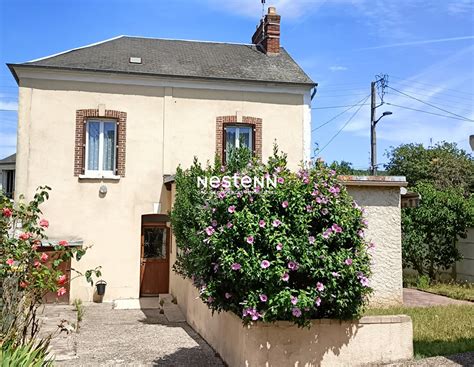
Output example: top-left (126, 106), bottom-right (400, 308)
top-left (143, 227), bottom-right (167, 259)
top-left (226, 127), bottom-right (237, 162)
top-left (239, 127), bottom-right (252, 150)
top-left (87, 122), bottom-right (100, 171)
top-left (103, 122), bottom-right (116, 171)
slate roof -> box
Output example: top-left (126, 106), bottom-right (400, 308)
top-left (8, 36), bottom-right (315, 86)
top-left (0, 153), bottom-right (15, 166)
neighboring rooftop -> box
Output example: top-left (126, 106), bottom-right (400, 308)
top-left (8, 36), bottom-right (315, 86)
top-left (0, 153), bottom-right (16, 166)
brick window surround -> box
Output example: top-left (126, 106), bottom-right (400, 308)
top-left (216, 115), bottom-right (262, 162)
top-left (74, 109), bottom-right (127, 177)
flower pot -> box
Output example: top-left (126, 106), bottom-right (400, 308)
top-left (96, 280), bottom-right (107, 296)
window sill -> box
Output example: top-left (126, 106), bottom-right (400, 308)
top-left (78, 174), bottom-right (121, 181)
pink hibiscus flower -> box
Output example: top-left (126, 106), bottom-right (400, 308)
top-left (231, 263), bottom-right (241, 271)
top-left (259, 294), bottom-right (268, 302)
top-left (40, 253), bottom-right (49, 262)
top-left (316, 282), bottom-right (325, 292)
top-left (246, 236), bottom-right (254, 245)
top-left (281, 200), bottom-right (289, 208)
top-left (6, 258), bottom-right (14, 266)
top-left (260, 260), bottom-right (270, 269)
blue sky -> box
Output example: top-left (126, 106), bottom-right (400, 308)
top-left (1, 0), bottom-right (473, 168)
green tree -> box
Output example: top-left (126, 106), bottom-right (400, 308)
top-left (402, 183), bottom-right (473, 279)
top-left (385, 142), bottom-right (474, 193)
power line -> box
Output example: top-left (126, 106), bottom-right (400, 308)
top-left (316, 94), bottom-right (370, 155)
top-left (314, 93), bottom-right (368, 98)
top-left (385, 102), bottom-right (473, 122)
top-left (312, 95), bottom-right (370, 131)
top-left (389, 75), bottom-right (474, 96)
top-left (387, 86), bottom-right (474, 122)
top-left (312, 103), bottom-right (369, 110)
top-left (388, 83), bottom-right (474, 103)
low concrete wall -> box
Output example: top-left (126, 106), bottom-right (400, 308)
top-left (173, 278), bottom-right (413, 367)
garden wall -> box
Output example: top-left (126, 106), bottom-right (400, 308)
top-left (173, 277), bottom-right (413, 367)
top-left (341, 176), bottom-right (406, 306)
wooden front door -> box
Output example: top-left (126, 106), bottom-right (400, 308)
top-left (140, 221), bottom-right (170, 296)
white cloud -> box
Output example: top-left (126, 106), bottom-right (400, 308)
top-left (359, 35), bottom-right (474, 51)
top-left (447, 0), bottom-right (474, 14)
top-left (0, 132), bottom-right (17, 159)
top-left (0, 101), bottom-right (18, 111)
top-left (329, 65), bottom-right (348, 72)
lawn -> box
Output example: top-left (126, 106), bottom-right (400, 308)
top-left (366, 305), bottom-right (474, 358)
top-left (422, 283), bottom-right (474, 302)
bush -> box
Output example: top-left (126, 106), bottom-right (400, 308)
top-left (402, 183), bottom-right (474, 280)
top-left (171, 149), bottom-right (373, 327)
top-left (0, 187), bottom-right (101, 348)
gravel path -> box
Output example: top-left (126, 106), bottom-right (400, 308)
top-left (403, 288), bottom-right (472, 307)
top-left (55, 304), bottom-right (224, 366)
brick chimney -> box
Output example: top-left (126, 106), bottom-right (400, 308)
top-left (252, 6), bottom-right (281, 55)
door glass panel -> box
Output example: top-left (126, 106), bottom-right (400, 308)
top-left (103, 122), bottom-right (116, 171)
top-left (143, 227), bottom-right (167, 259)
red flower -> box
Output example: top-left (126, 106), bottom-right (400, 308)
top-left (58, 274), bottom-right (67, 285)
top-left (39, 219), bottom-right (49, 228)
top-left (33, 260), bottom-right (41, 268)
top-left (19, 232), bottom-right (31, 241)
top-left (19, 281), bottom-right (29, 288)
top-left (58, 240), bottom-right (69, 246)
top-left (6, 258), bottom-right (14, 266)
top-left (57, 287), bottom-right (67, 297)
top-left (40, 253), bottom-right (48, 262)
top-left (2, 207), bottom-right (12, 217)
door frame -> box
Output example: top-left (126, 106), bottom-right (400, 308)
top-left (139, 214), bottom-right (170, 296)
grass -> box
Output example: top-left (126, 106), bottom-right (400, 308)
top-left (366, 305), bottom-right (474, 358)
top-left (72, 299), bottom-right (85, 331)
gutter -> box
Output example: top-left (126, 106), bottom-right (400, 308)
top-left (6, 63), bottom-right (318, 89)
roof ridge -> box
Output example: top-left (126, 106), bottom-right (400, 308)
top-left (25, 35), bottom-right (126, 63)
top-left (121, 35), bottom-right (255, 47)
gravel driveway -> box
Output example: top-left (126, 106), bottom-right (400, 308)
top-left (55, 304), bottom-right (224, 366)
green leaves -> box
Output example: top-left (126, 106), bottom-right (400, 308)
top-left (402, 182), bottom-right (474, 279)
top-left (171, 148), bottom-right (373, 327)
top-left (0, 187), bottom-right (101, 349)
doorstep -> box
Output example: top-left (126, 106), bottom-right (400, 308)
top-left (112, 295), bottom-right (186, 322)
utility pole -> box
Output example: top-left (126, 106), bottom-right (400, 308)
top-left (370, 81), bottom-right (377, 175)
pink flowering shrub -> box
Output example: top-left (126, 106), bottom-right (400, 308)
top-left (171, 149), bottom-right (372, 327)
top-left (0, 187), bottom-right (101, 348)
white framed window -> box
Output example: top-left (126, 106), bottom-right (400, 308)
top-left (224, 125), bottom-right (254, 163)
top-left (85, 119), bottom-right (117, 177)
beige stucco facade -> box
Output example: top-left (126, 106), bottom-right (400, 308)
top-left (14, 69), bottom-right (311, 302)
